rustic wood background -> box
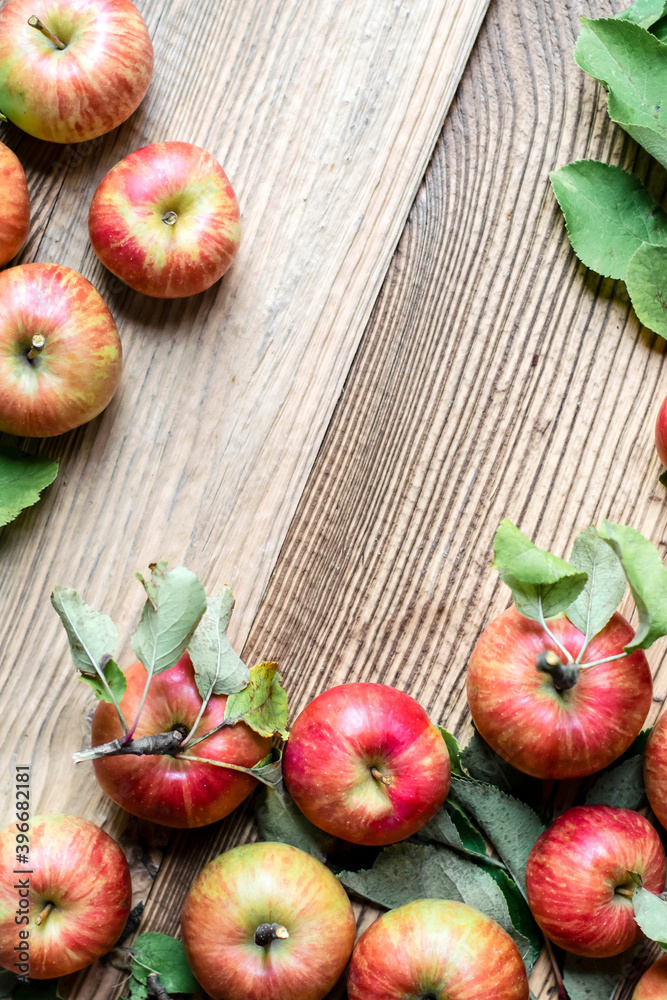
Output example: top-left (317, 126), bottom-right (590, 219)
top-left (2, 0), bottom-right (667, 997)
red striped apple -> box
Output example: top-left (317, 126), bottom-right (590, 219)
top-left (0, 0), bottom-right (153, 143)
top-left (0, 142), bottom-right (29, 266)
top-left (526, 805), bottom-right (666, 958)
top-left (656, 396), bottom-right (667, 469)
top-left (88, 141), bottom-right (241, 298)
top-left (643, 712), bottom-right (667, 830)
top-left (181, 841), bottom-right (356, 1000)
top-left (467, 607), bottom-right (652, 779)
top-left (633, 956), bottom-right (667, 999)
top-left (282, 683), bottom-right (451, 846)
top-left (347, 899), bottom-right (529, 1000)
top-left (0, 814), bottom-right (131, 978)
top-left (0, 263), bottom-right (122, 437)
top-left (92, 653), bottom-right (271, 828)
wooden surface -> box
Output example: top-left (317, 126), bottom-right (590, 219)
top-left (3, 0), bottom-right (667, 997)
top-left (0, 0), bottom-right (489, 819)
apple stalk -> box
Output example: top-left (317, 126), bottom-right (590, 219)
top-left (28, 15), bottom-right (66, 49)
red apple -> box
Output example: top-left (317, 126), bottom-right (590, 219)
top-left (0, 263), bottom-right (122, 437)
top-left (91, 653), bottom-right (271, 828)
top-left (0, 142), bottom-right (29, 266)
top-left (347, 898), bottom-right (529, 1000)
top-left (643, 712), bottom-right (667, 830)
top-left (181, 840), bottom-right (356, 1000)
top-left (633, 956), bottom-right (667, 999)
top-left (526, 805), bottom-right (666, 958)
top-left (0, 813), bottom-right (131, 978)
top-left (656, 395), bottom-right (667, 469)
top-left (88, 141), bottom-right (241, 298)
top-left (467, 607), bottom-right (652, 779)
top-left (282, 683), bottom-right (451, 846)
top-left (0, 0), bottom-right (153, 144)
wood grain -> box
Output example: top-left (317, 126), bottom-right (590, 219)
top-left (0, 0), bottom-right (489, 828)
top-left (135, 0), bottom-right (667, 998)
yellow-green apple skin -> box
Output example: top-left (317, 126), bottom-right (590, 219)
top-left (0, 814), bottom-right (131, 978)
top-left (0, 142), bottom-right (29, 266)
top-left (0, 0), bottom-right (153, 143)
top-left (633, 956), bottom-right (667, 999)
top-left (0, 263), bottom-right (122, 436)
top-left (88, 141), bottom-right (241, 298)
top-left (347, 899), bottom-right (529, 1000)
top-left (181, 841), bottom-right (356, 1000)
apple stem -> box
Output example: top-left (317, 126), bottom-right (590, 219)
top-left (72, 725), bottom-right (187, 763)
top-left (371, 766), bottom-right (392, 786)
top-left (26, 334), bottom-right (46, 361)
top-left (162, 211), bottom-right (178, 226)
top-left (35, 902), bottom-right (54, 927)
top-left (254, 923), bottom-right (289, 947)
top-left (536, 651), bottom-right (579, 691)
top-left (28, 15), bottom-right (66, 49)
top-left (616, 886), bottom-right (635, 899)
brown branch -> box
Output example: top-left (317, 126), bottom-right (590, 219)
top-left (73, 726), bottom-right (187, 763)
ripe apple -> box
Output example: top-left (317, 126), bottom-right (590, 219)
top-left (656, 396), bottom-right (667, 469)
top-left (347, 898), bottom-right (529, 1000)
top-left (0, 263), bottom-right (122, 437)
top-left (282, 683), bottom-right (451, 846)
top-left (91, 653), bottom-right (271, 828)
top-left (633, 956), bottom-right (667, 999)
top-left (643, 712), bottom-right (667, 830)
top-left (88, 141), bottom-right (241, 298)
top-left (0, 813), bottom-right (131, 978)
top-left (0, 0), bottom-right (153, 144)
top-left (526, 805), bottom-right (666, 958)
top-left (467, 607), bottom-right (652, 779)
top-left (0, 142), bottom-right (29, 267)
top-left (181, 840), bottom-right (356, 1000)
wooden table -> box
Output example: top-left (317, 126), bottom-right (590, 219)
top-left (2, 0), bottom-right (666, 997)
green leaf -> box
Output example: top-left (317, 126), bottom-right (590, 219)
top-left (653, 15), bottom-right (667, 40)
top-left (130, 932), bottom-right (199, 994)
top-left (51, 588), bottom-right (123, 703)
top-left (448, 776), bottom-right (546, 895)
top-left (481, 864), bottom-right (543, 968)
top-left (223, 661), bottom-right (289, 739)
top-left (616, 0), bottom-right (667, 29)
top-left (633, 886), bottom-right (667, 947)
top-left (460, 730), bottom-right (546, 812)
top-left (187, 586), bottom-right (249, 699)
top-left (598, 521), bottom-right (667, 650)
top-left (492, 519), bottom-right (587, 621)
top-left (660, 469), bottom-right (667, 487)
top-left (437, 726), bottom-right (464, 777)
top-left (255, 781), bottom-right (335, 862)
top-left (132, 563), bottom-right (207, 677)
top-left (549, 161), bottom-right (667, 280)
top-left (0, 446), bottom-right (58, 527)
top-left (79, 656), bottom-right (126, 704)
top-left (563, 951), bottom-right (633, 1000)
top-left (585, 754), bottom-right (645, 809)
top-left (567, 526), bottom-right (627, 642)
top-left (575, 19), bottom-right (667, 169)
top-left (419, 800), bottom-right (489, 859)
top-left (626, 242), bottom-right (667, 338)
top-left (338, 842), bottom-right (534, 969)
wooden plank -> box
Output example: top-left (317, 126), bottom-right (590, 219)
top-left (0, 0), bottom-right (490, 829)
top-left (135, 0), bottom-right (667, 997)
